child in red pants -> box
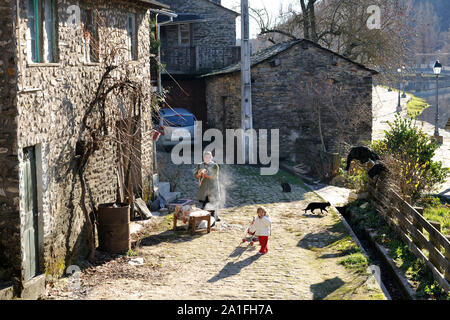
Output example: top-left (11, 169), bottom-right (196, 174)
top-left (249, 206), bottom-right (271, 254)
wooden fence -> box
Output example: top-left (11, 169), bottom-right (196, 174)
top-left (367, 182), bottom-right (450, 292)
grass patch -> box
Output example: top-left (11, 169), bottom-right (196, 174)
top-left (338, 253), bottom-right (369, 273)
top-left (126, 249), bottom-right (138, 257)
top-left (407, 95), bottom-right (429, 118)
top-left (328, 236), bottom-right (362, 256)
top-left (417, 196), bottom-right (450, 236)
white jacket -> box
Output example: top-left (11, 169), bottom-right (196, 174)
top-left (249, 215), bottom-right (271, 236)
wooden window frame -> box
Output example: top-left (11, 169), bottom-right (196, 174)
top-left (83, 8), bottom-right (99, 63)
top-left (178, 23), bottom-right (190, 47)
top-left (26, 0), bottom-right (57, 63)
top-left (127, 13), bottom-right (137, 60)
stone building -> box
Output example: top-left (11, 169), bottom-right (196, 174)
top-left (0, 0), bottom-right (166, 298)
top-left (157, 0), bottom-right (240, 122)
top-left (203, 39), bottom-right (377, 172)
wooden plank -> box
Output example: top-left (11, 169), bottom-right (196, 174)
top-left (411, 208), bottom-right (424, 250)
top-left (446, 247), bottom-right (450, 283)
top-left (428, 221), bottom-right (443, 273)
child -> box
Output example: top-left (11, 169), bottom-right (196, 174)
top-left (249, 206), bottom-right (271, 254)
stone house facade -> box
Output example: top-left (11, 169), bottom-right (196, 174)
top-left (157, 0), bottom-right (239, 123)
top-left (0, 0), bottom-right (165, 297)
top-left (158, 0), bottom-right (239, 74)
top-left (203, 40), bottom-right (377, 172)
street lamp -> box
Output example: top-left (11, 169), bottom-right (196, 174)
top-left (401, 65), bottom-right (406, 98)
top-left (397, 68), bottom-right (401, 112)
top-left (433, 60), bottom-right (442, 138)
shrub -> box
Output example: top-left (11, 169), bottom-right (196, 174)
top-left (337, 157), bottom-right (369, 191)
top-left (371, 115), bottom-right (448, 203)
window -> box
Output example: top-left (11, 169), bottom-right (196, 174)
top-left (178, 24), bottom-right (190, 46)
top-left (26, 0), bottom-right (57, 63)
top-left (82, 9), bottom-right (99, 63)
top-left (127, 13), bottom-right (137, 60)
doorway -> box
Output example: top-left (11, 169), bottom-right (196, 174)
top-left (23, 146), bottom-right (39, 281)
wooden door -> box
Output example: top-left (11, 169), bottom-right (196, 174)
top-left (23, 146), bottom-right (39, 281)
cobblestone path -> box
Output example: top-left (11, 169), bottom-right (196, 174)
top-left (47, 152), bottom-right (385, 300)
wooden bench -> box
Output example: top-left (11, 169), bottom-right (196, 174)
top-left (173, 210), bottom-right (211, 235)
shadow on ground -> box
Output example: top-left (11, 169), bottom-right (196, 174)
top-left (208, 250), bottom-right (261, 283)
top-left (139, 229), bottom-right (205, 247)
top-left (302, 213), bottom-right (325, 219)
top-left (310, 277), bottom-right (345, 300)
top-left (297, 222), bottom-right (347, 249)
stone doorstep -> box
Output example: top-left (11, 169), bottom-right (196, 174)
top-left (21, 274), bottom-right (46, 300)
top-left (0, 283), bottom-right (14, 300)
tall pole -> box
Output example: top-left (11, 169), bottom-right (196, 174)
top-left (435, 74), bottom-right (439, 137)
top-left (241, 0), bottom-right (253, 163)
top-left (397, 81), bottom-right (401, 112)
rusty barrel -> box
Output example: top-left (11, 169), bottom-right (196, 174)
top-left (98, 203), bottom-right (130, 254)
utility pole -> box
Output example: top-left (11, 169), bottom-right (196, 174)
top-left (240, 0), bottom-right (254, 163)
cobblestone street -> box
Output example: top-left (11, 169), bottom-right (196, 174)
top-left (47, 152), bottom-right (386, 300)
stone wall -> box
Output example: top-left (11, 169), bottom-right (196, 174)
top-left (159, 0), bottom-right (238, 73)
top-left (205, 42), bottom-right (373, 170)
top-left (160, 0), bottom-right (237, 48)
top-left (0, 0), bottom-right (155, 282)
top-left (0, 0), bottom-right (21, 281)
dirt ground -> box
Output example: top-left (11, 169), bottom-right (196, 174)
top-left (45, 154), bottom-right (385, 300)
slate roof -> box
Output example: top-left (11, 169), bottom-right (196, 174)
top-left (131, 0), bottom-right (170, 9)
top-left (158, 13), bottom-right (205, 24)
top-left (201, 39), bottom-right (378, 77)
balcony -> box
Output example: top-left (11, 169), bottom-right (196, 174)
top-left (160, 46), bottom-right (241, 75)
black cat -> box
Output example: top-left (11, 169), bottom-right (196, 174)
top-left (304, 202), bottom-right (331, 214)
top-left (368, 163), bottom-right (387, 179)
top-left (281, 181), bottom-right (291, 193)
top-left (345, 146), bottom-right (380, 170)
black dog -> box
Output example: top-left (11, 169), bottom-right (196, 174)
top-left (281, 181), bottom-right (291, 193)
top-left (304, 202), bottom-right (331, 215)
top-left (345, 146), bottom-right (380, 170)
top-left (368, 163), bottom-right (387, 179)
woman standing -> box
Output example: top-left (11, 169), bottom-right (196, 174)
top-left (194, 151), bottom-right (221, 222)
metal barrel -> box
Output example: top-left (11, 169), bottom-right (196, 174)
top-left (97, 203), bottom-right (130, 254)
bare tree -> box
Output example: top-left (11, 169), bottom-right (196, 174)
top-left (252, 0), bottom-right (414, 76)
top-left (410, 1), bottom-right (440, 65)
top-left (68, 9), bottom-right (163, 261)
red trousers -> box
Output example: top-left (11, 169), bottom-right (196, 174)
top-left (258, 236), bottom-right (269, 254)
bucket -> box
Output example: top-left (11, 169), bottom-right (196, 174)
top-left (97, 203), bottom-right (130, 254)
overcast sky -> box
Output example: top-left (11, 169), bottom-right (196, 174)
top-left (221, 0), bottom-right (299, 39)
